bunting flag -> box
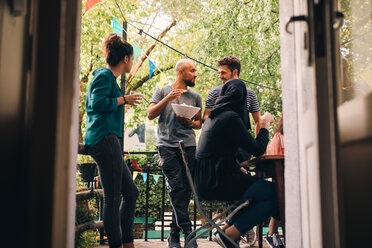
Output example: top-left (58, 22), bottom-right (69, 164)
top-left (142, 173), bottom-right (148, 183)
top-left (85, 0), bottom-right (101, 12)
top-left (153, 174), bottom-right (160, 184)
top-left (131, 158), bottom-right (143, 172)
top-left (133, 171), bottom-right (139, 180)
top-left (112, 17), bottom-right (123, 35)
top-left (160, 72), bottom-right (167, 88)
top-left (133, 42), bottom-right (142, 61)
top-left (149, 59), bottom-right (156, 78)
top-left (166, 180), bottom-right (169, 187)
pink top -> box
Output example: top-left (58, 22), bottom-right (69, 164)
top-left (265, 132), bottom-right (284, 155)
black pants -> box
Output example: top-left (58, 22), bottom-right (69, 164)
top-left (158, 146), bottom-right (195, 233)
top-left (88, 134), bottom-right (139, 247)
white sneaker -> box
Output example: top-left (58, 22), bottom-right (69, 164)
top-left (246, 228), bottom-right (257, 246)
top-left (238, 236), bottom-right (251, 248)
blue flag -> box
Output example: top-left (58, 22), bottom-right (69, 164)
top-left (113, 18), bottom-right (123, 35)
top-left (142, 173), bottom-right (147, 183)
top-left (149, 59), bottom-right (156, 78)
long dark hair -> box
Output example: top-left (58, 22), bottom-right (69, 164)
top-left (275, 113), bottom-right (283, 134)
top-left (102, 33), bottom-right (133, 66)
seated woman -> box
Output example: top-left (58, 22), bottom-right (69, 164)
top-left (264, 114), bottom-right (285, 248)
top-left (194, 79), bottom-right (279, 248)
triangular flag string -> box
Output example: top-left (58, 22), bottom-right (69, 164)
top-left (99, 0), bottom-right (165, 78)
top-left (85, 0), bottom-right (101, 12)
top-left (133, 41), bottom-right (142, 62)
top-left (149, 59), bottom-right (156, 79)
top-left (142, 173), bottom-right (148, 183)
top-left (113, 17), bottom-right (123, 35)
top-left (133, 172), bottom-right (137, 179)
top-left (88, 0), bottom-right (279, 91)
top-left (160, 72), bottom-right (167, 88)
top-left (153, 174), bottom-right (160, 183)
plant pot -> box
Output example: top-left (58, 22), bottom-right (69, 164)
top-left (78, 163), bottom-right (97, 182)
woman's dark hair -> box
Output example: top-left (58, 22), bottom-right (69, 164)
top-left (275, 113), bottom-right (284, 134)
top-left (209, 79), bottom-right (250, 129)
top-left (102, 33), bottom-right (133, 66)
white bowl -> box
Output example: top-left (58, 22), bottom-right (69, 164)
top-left (171, 103), bottom-right (200, 119)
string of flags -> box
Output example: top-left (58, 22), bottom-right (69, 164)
top-left (85, 0), bottom-right (101, 12)
top-left (84, 0), bottom-right (279, 91)
top-left (86, 0), bottom-right (168, 88)
top-left (132, 171), bottom-right (165, 185)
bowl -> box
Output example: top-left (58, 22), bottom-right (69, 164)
top-left (171, 103), bottom-right (200, 119)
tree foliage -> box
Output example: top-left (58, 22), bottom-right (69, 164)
top-left (79, 0), bottom-right (283, 142)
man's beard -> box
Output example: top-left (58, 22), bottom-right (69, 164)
top-left (184, 79), bottom-right (195, 87)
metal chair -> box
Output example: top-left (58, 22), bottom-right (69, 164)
top-left (178, 140), bottom-right (250, 248)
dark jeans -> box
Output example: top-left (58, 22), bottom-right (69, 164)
top-left (88, 134), bottom-right (139, 247)
top-left (227, 179), bottom-right (279, 234)
top-left (158, 146), bottom-right (195, 233)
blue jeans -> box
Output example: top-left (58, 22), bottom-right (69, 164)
top-left (88, 134), bottom-right (139, 247)
top-left (227, 179), bottom-right (279, 234)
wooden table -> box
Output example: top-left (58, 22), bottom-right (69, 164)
top-left (246, 155), bottom-right (285, 248)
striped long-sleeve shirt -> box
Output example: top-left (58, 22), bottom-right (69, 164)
top-left (205, 85), bottom-right (260, 129)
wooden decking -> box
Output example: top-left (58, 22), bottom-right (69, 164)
top-left (93, 238), bottom-right (272, 247)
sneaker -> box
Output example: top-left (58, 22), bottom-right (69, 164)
top-left (265, 233), bottom-right (285, 248)
top-left (212, 232), bottom-right (238, 248)
top-left (246, 228), bottom-right (257, 246)
top-left (238, 236), bottom-right (250, 248)
top-left (167, 232), bottom-right (181, 248)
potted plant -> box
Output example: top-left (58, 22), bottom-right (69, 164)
top-left (77, 155), bottom-right (97, 182)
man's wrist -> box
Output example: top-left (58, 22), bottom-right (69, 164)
top-left (122, 95), bottom-right (127, 104)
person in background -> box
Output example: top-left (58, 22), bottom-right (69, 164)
top-left (203, 56), bottom-right (261, 247)
top-left (84, 33), bottom-right (142, 248)
top-left (148, 59), bottom-right (202, 248)
top-left (194, 79), bottom-right (279, 248)
top-left (264, 114), bottom-right (285, 248)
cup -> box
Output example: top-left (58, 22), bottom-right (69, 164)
top-left (130, 91), bottom-right (143, 105)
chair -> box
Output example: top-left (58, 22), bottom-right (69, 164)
top-left (178, 140), bottom-right (250, 248)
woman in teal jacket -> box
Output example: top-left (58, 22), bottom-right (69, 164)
top-left (84, 33), bottom-right (142, 248)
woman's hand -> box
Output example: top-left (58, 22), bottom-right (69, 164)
top-left (260, 112), bottom-right (274, 129)
top-left (124, 94), bottom-right (142, 105)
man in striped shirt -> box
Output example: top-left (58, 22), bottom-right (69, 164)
top-left (203, 56), bottom-right (261, 137)
top-left (203, 56), bottom-right (261, 248)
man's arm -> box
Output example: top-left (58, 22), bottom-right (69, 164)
top-left (147, 89), bottom-right (183, 120)
top-left (252, 112), bottom-right (261, 137)
top-left (202, 108), bottom-right (212, 123)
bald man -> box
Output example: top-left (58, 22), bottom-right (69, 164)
top-left (148, 59), bottom-right (202, 248)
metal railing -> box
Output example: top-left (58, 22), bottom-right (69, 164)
top-left (77, 148), bottom-right (212, 243)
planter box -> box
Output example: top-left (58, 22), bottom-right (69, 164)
top-left (78, 163), bottom-right (97, 182)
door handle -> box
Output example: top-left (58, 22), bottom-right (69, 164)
top-left (285, 15), bottom-right (308, 34)
top-left (285, 15), bottom-right (312, 66)
top-left (333, 11), bottom-right (344, 30)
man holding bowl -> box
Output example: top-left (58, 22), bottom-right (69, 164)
top-left (148, 59), bottom-right (202, 248)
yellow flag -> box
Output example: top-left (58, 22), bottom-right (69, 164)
top-left (133, 171), bottom-right (138, 180)
top-left (160, 72), bottom-right (167, 88)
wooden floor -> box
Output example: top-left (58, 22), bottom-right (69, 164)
top-left (94, 238), bottom-right (272, 247)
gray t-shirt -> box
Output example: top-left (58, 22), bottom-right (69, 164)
top-left (150, 85), bottom-right (202, 147)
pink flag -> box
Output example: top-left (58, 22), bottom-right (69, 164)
top-left (85, 0), bottom-right (101, 12)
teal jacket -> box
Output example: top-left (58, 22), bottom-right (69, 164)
top-left (84, 67), bottom-right (123, 147)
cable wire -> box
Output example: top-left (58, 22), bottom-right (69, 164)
top-left (112, 0), bottom-right (280, 91)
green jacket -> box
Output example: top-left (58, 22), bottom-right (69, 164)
top-left (84, 67), bottom-right (123, 147)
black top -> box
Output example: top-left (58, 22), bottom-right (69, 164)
top-left (194, 79), bottom-right (269, 201)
